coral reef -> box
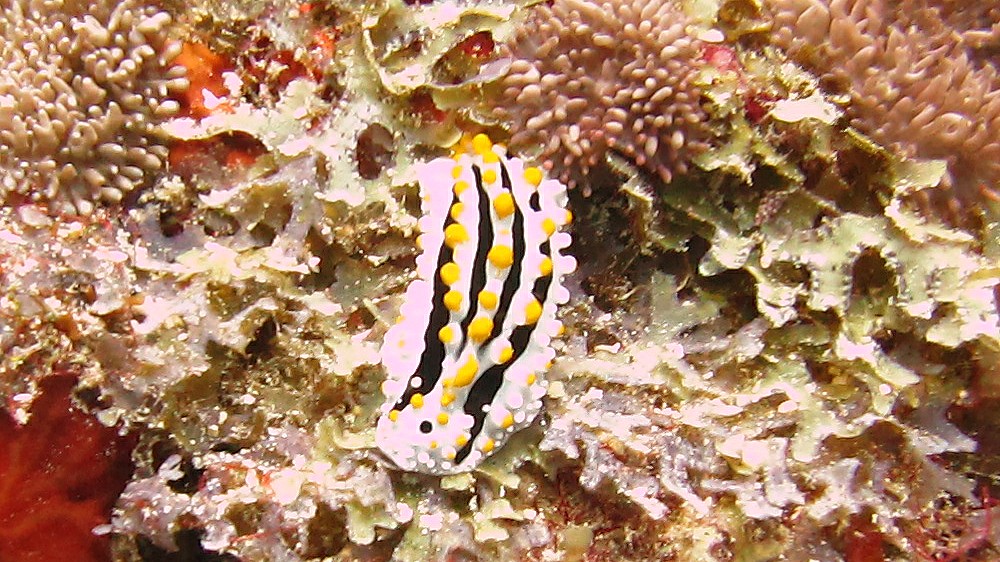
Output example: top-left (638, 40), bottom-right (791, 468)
top-left (0, 0), bottom-right (187, 214)
top-left (765, 0), bottom-right (1000, 219)
top-left (113, 426), bottom-right (401, 560)
top-left (497, 0), bottom-right (709, 190)
top-left (158, 0), bottom-right (518, 213)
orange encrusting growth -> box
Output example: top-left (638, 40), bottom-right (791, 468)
top-left (171, 42), bottom-right (233, 119)
top-left (166, 43), bottom-right (266, 175)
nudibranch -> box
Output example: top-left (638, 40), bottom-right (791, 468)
top-left (377, 134), bottom-right (575, 474)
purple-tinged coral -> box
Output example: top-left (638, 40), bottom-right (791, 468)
top-left (497, 0), bottom-right (709, 189)
top-left (766, 0), bottom-right (1000, 217)
top-left (0, 0), bottom-right (187, 215)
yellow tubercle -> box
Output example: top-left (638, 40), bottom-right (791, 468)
top-left (441, 391), bottom-right (456, 406)
top-left (478, 290), bottom-right (498, 310)
top-left (410, 393), bottom-right (424, 408)
top-left (493, 192), bottom-right (515, 218)
top-left (468, 317), bottom-right (494, 343)
top-left (488, 245), bottom-right (513, 268)
top-left (451, 166), bottom-right (463, 179)
top-left (388, 409), bottom-right (399, 422)
top-left (542, 217), bottom-right (557, 237)
top-left (450, 202), bottom-right (464, 220)
top-left (524, 299), bottom-right (542, 324)
top-left (498, 345), bottom-right (514, 364)
top-left (524, 166), bottom-right (543, 187)
top-left (443, 290), bottom-right (462, 311)
top-left (482, 438), bottom-right (495, 453)
top-left (438, 325), bottom-right (455, 343)
top-left (429, 441), bottom-right (438, 449)
top-left (539, 256), bottom-right (553, 276)
top-left (454, 356), bottom-right (479, 386)
top-left (440, 262), bottom-right (460, 285)
top-left (526, 373), bottom-right (537, 385)
top-left (456, 434), bottom-right (469, 447)
top-left (564, 209), bottom-right (573, 224)
top-left (483, 169), bottom-right (497, 184)
top-left (502, 413), bottom-right (514, 429)
top-left (437, 412), bottom-right (449, 425)
top-left (472, 133), bottom-right (492, 155)
top-left (454, 180), bottom-right (469, 194)
top-left (444, 223), bottom-right (468, 248)
top-left (482, 151), bottom-right (500, 164)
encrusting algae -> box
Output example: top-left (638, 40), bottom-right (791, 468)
top-left (1, 0), bottom-right (999, 561)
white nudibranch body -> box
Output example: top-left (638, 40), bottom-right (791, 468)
top-left (377, 134), bottom-right (575, 474)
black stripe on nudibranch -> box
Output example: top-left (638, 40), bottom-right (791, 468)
top-left (391, 191), bottom-right (460, 412)
top-left (455, 321), bottom-right (536, 463)
top-left (529, 191), bottom-right (541, 212)
top-left (485, 161), bottom-right (525, 344)
top-left (457, 165), bottom-right (493, 350)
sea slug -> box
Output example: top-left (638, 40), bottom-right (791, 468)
top-left (377, 134), bottom-right (575, 474)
